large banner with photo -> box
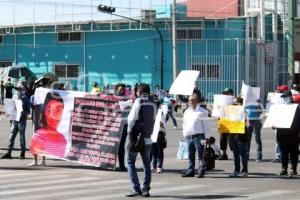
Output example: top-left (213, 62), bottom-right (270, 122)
top-left (217, 105), bottom-right (245, 134)
top-left (31, 88), bottom-right (126, 169)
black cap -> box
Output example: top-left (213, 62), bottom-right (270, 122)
top-left (281, 90), bottom-right (292, 98)
top-left (222, 88), bottom-right (233, 95)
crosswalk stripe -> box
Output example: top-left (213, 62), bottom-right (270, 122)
top-left (0, 172), bottom-right (34, 178)
top-left (3, 181), bottom-right (167, 200)
top-left (0, 179), bottom-right (128, 196)
top-left (231, 190), bottom-right (295, 200)
top-left (0, 177), bottom-right (101, 190)
top-left (0, 174), bottom-right (68, 185)
top-left (71, 184), bottom-right (211, 200)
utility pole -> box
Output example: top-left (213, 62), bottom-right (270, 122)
top-left (172, 0), bottom-right (177, 81)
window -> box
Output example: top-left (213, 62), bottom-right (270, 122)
top-left (0, 35), bottom-right (3, 45)
top-left (57, 32), bottom-right (81, 42)
top-left (191, 64), bottom-right (220, 79)
top-left (249, 25), bottom-right (257, 39)
top-left (54, 64), bottom-right (79, 78)
top-left (177, 29), bottom-right (201, 40)
top-left (0, 61), bottom-right (12, 68)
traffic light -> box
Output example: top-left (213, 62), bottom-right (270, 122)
top-left (97, 4), bottom-right (116, 13)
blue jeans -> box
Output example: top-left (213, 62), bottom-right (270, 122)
top-left (247, 120), bottom-right (263, 160)
top-left (127, 143), bottom-right (152, 192)
top-left (230, 135), bottom-right (248, 173)
top-left (274, 130), bottom-right (281, 160)
top-left (7, 118), bottom-right (27, 154)
top-left (166, 111), bottom-right (177, 127)
top-left (186, 134), bottom-right (205, 175)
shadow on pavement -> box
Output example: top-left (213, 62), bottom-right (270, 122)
top-left (150, 194), bottom-right (247, 199)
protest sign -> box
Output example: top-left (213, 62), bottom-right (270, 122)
top-left (241, 82), bottom-right (260, 105)
top-left (151, 109), bottom-right (166, 143)
top-left (212, 94), bottom-right (234, 117)
top-left (263, 104), bottom-right (298, 128)
top-left (217, 105), bottom-right (245, 134)
top-left (66, 95), bottom-right (125, 169)
top-left (3, 98), bottom-right (16, 120)
top-left (169, 70), bottom-right (200, 95)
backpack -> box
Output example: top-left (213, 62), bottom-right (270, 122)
top-left (205, 144), bottom-right (216, 171)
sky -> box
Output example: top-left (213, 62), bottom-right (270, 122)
top-left (0, 0), bottom-right (183, 26)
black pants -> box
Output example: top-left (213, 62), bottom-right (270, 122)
top-left (220, 133), bottom-right (229, 151)
top-left (118, 124), bottom-right (128, 168)
top-left (277, 132), bottom-right (299, 172)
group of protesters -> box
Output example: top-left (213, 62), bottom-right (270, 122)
top-left (0, 77), bottom-right (299, 198)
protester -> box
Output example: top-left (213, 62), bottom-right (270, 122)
top-left (115, 83), bottom-right (129, 171)
top-left (228, 97), bottom-right (249, 177)
top-left (5, 78), bottom-right (13, 99)
top-left (276, 90), bottom-right (300, 177)
top-left (181, 94), bottom-right (210, 178)
top-left (126, 83), bottom-right (157, 197)
top-left (218, 88), bottom-right (234, 160)
top-left (151, 107), bottom-right (167, 174)
top-left (30, 92), bottom-right (66, 159)
top-left (125, 85), bottom-right (132, 96)
top-left (91, 82), bottom-right (101, 94)
top-left (0, 80), bottom-right (5, 104)
top-left (162, 91), bottom-right (177, 129)
top-left (245, 99), bottom-right (263, 162)
top-left (1, 83), bottom-right (30, 159)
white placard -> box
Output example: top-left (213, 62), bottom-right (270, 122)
top-left (14, 99), bottom-right (23, 122)
top-left (151, 108), bottom-right (163, 143)
top-left (267, 92), bottom-right (284, 104)
top-left (212, 94), bottom-right (234, 117)
top-left (263, 104), bottom-right (298, 128)
top-left (4, 98), bottom-right (16, 120)
top-left (241, 82), bottom-right (260, 105)
top-left (169, 70), bottom-right (200, 95)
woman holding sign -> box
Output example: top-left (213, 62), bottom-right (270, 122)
top-left (30, 92), bottom-right (66, 160)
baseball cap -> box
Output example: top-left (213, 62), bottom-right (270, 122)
top-left (278, 85), bottom-right (289, 93)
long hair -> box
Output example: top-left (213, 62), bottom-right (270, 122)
top-left (39, 92), bottom-right (64, 128)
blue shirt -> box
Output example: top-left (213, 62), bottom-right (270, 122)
top-left (245, 104), bottom-right (262, 120)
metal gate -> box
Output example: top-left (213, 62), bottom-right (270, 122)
top-left (185, 39), bottom-right (288, 103)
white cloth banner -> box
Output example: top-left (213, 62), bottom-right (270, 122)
top-left (151, 108), bottom-right (163, 143)
top-left (169, 70), bottom-right (200, 95)
top-left (212, 95), bottom-right (234, 117)
top-left (241, 82), bottom-right (260, 105)
top-left (263, 104), bottom-right (298, 128)
top-left (4, 98), bottom-right (16, 120)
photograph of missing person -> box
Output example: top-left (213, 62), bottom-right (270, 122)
top-left (30, 92), bottom-right (67, 158)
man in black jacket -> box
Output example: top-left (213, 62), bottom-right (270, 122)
top-left (126, 83), bottom-right (157, 197)
top-left (276, 90), bottom-right (300, 177)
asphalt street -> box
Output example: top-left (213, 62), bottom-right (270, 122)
top-left (0, 116), bottom-right (299, 200)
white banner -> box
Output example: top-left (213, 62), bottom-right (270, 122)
top-left (169, 70), bottom-right (200, 95)
top-left (212, 94), bottom-right (234, 117)
top-left (263, 104), bottom-right (298, 128)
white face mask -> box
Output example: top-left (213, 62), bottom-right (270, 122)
top-left (282, 97), bottom-right (291, 104)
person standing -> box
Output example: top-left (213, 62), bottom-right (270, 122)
top-left (162, 91), bottom-right (177, 129)
top-left (218, 88), bottom-right (234, 160)
top-left (126, 83), bottom-right (157, 197)
top-left (1, 83), bottom-right (30, 159)
top-left (91, 82), bottom-right (101, 95)
top-left (228, 97), bottom-right (249, 177)
top-left (276, 90), bottom-right (300, 177)
top-left (5, 78), bottom-right (13, 99)
top-left (181, 94), bottom-right (210, 178)
top-left (245, 99), bottom-right (263, 162)
top-left (0, 80), bottom-right (5, 104)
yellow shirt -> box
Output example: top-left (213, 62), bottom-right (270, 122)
top-left (91, 86), bottom-right (101, 94)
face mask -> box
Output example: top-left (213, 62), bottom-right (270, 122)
top-left (282, 97), bottom-right (291, 104)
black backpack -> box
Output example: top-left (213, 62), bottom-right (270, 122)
top-left (204, 144), bottom-right (216, 171)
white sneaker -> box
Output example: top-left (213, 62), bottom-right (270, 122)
top-left (38, 161), bottom-right (46, 167)
top-left (174, 126), bottom-right (177, 129)
top-left (151, 167), bottom-right (156, 172)
top-left (27, 162), bottom-right (38, 167)
top-left (228, 172), bottom-right (239, 177)
top-left (157, 168), bottom-right (163, 173)
top-left (239, 172), bottom-right (248, 177)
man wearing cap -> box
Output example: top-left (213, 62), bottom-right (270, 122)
top-left (218, 88), bottom-right (234, 160)
top-left (182, 94), bottom-right (210, 178)
top-left (276, 90), bottom-right (300, 177)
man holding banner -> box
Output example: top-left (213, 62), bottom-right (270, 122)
top-left (275, 90), bottom-right (300, 177)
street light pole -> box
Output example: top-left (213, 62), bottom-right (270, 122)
top-left (97, 5), bottom-right (164, 89)
top-left (172, 0), bottom-right (177, 81)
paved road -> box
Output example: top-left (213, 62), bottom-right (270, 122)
top-left (0, 117), bottom-right (299, 200)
